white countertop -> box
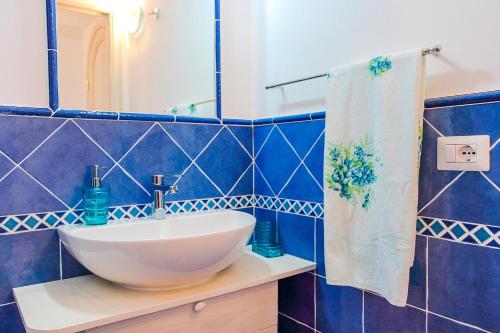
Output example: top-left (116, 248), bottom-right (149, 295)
top-left (14, 250), bottom-right (315, 333)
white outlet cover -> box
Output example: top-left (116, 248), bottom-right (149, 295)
top-left (437, 135), bottom-right (490, 171)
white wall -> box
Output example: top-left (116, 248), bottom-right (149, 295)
top-left (258, 0), bottom-right (500, 118)
top-left (0, 1), bottom-right (49, 108)
top-left (220, 0), bottom-right (267, 119)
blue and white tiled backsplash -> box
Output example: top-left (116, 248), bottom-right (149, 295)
top-left (0, 118), bottom-right (253, 233)
top-left (0, 93), bottom-right (499, 332)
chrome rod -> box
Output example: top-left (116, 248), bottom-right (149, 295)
top-left (265, 45), bottom-right (441, 90)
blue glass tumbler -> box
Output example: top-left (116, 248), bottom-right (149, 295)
top-left (252, 220), bottom-right (284, 257)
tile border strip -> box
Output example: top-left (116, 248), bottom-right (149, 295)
top-left (0, 195), bottom-right (254, 235)
top-left (0, 194), bottom-right (498, 248)
top-left (253, 195), bottom-right (500, 248)
top-left (417, 217), bottom-right (500, 248)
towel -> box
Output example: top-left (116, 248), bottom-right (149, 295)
top-left (323, 50), bottom-right (425, 306)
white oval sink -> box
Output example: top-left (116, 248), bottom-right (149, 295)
top-left (58, 209), bottom-right (255, 290)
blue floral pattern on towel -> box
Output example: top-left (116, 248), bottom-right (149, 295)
top-left (326, 136), bottom-right (382, 210)
top-left (368, 56), bottom-right (392, 78)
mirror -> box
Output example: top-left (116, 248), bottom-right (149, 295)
top-left (57, 0), bottom-right (216, 117)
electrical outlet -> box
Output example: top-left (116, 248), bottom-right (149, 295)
top-left (437, 135), bottom-right (490, 171)
top-left (456, 144), bottom-right (477, 163)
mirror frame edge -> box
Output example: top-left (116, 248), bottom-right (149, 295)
top-left (45, 0), bottom-right (223, 123)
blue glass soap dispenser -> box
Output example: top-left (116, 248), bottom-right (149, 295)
top-left (83, 165), bottom-right (109, 225)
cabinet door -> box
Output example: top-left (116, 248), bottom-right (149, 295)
top-left (89, 282), bottom-right (278, 333)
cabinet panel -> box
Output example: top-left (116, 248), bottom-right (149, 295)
top-left (89, 282), bottom-right (278, 333)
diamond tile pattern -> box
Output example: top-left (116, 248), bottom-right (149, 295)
top-left (0, 117), bottom-right (253, 228)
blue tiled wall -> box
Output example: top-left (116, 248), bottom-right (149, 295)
top-left (0, 96), bottom-right (498, 332)
top-left (0, 115), bottom-right (253, 331)
top-left (254, 101), bottom-right (499, 332)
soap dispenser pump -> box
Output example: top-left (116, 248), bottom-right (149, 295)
top-left (83, 165), bottom-right (109, 225)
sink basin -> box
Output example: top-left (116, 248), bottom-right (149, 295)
top-left (58, 209), bottom-right (255, 290)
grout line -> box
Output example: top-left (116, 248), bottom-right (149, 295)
top-left (417, 171), bottom-right (465, 214)
top-left (489, 138), bottom-right (499, 151)
top-left (254, 164), bottom-right (277, 197)
top-left (426, 236), bottom-right (429, 333)
top-left (160, 124), bottom-right (226, 196)
top-left (426, 311), bottom-right (492, 333)
top-left (480, 172), bottom-right (500, 191)
top-left (275, 126), bottom-right (324, 195)
top-left (226, 125), bottom-right (253, 159)
top-left (109, 123), bottom-right (156, 167)
top-left (71, 120), bottom-right (151, 195)
top-left (0, 151), bottom-right (71, 210)
top-left (313, 218), bottom-right (317, 331)
top-left (278, 312), bottom-right (316, 332)
top-left (0, 302), bottom-right (16, 308)
top-left (0, 119), bottom-right (69, 184)
top-left (254, 124), bottom-right (277, 158)
top-left (225, 163), bottom-right (252, 196)
top-left (362, 290), bottom-right (365, 333)
top-left (423, 117), bottom-right (445, 137)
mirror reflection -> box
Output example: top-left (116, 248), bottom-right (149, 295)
top-left (57, 0), bottom-right (216, 117)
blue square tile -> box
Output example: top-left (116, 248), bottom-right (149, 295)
top-left (424, 102), bottom-right (500, 142)
top-left (227, 126), bottom-right (252, 156)
top-left (254, 166), bottom-right (275, 196)
top-left (278, 273), bottom-right (315, 328)
top-left (420, 172), bottom-right (499, 226)
top-left (407, 236), bottom-right (427, 308)
top-left (316, 277), bottom-right (362, 333)
top-left (279, 165), bottom-right (323, 203)
top-left (428, 238), bottom-right (500, 332)
top-left (278, 120), bottom-right (324, 159)
top-left (254, 125), bottom-right (273, 153)
top-left (0, 116), bottom-right (65, 163)
top-left (0, 303), bottom-right (24, 333)
top-left (278, 314), bottom-right (314, 333)
top-left (76, 119), bottom-right (153, 160)
top-left (278, 212), bottom-right (314, 261)
top-left (0, 153), bottom-right (14, 179)
top-left (304, 132), bottom-right (324, 188)
top-left (255, 127), bottom-right (301, 194)
top-left (21, 121), bottom-right (114, 208)
top-left (61, 244), bottom-right (91, 279)
top-left (197, 127), bottom-right (252, 194)
top-left (428, 314), bottom-right (484, 333)
top-left (104, 167), bottom-right (150, 206)
top-left (0, 168), bottom-right (67, 216)
top-left (227, 166), bottom-right (253, 197)
top-left (0, 230), bottom-right (60, 303)
top-left (121, 125), bottom-right (192, 190)
top-left (162, 123), bottom-right (221, 159)
top-left (315, 218), bottom-right (325, 276)
top-left (364, 292), bottom-right (426, 332)
top-left (173, 165), bottom-right (222, 200)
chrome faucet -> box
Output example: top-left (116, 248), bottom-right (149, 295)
top-left (152, 174), bottom-right (181, 218)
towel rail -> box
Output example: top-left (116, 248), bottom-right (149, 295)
top-left (265, 45), bottom-right (441, 90)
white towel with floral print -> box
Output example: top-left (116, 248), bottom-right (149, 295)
top-left (323, 50), bottom-right (425, 306)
